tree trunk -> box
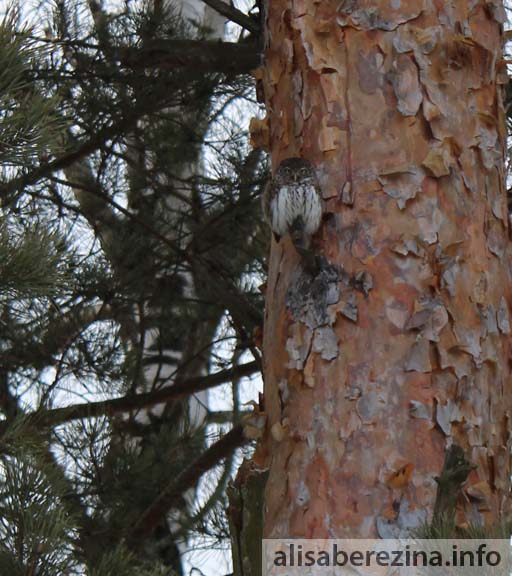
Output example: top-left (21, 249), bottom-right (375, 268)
top-left (258, 0), bottom-right (512, 539)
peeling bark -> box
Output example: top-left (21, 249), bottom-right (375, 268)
top-left (257, 0), bottom-right (512, 539)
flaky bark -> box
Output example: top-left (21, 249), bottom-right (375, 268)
top-left (258, 0), bottom-right (512, 538)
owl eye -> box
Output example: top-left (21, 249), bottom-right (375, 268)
top-left (299, 167), bottom-right (310, 177)
top-left (283, 167), bottom-right (292, 177)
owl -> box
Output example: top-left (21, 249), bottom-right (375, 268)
top-left (263, 157), bottom-right (322, 266)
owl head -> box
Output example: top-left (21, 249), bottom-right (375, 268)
top-left (274, 157), bottom-right (316, 184)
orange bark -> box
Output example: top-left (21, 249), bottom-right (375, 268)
top-left (257, 0), bottom-right (512, 538)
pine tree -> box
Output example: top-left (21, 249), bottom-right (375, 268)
top-left (254, 0), bottom-right (511, 550)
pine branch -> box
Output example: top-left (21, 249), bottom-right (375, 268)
top-left (0, 87), bottom-right (186, 205)
top-left (51, 175), bottom-right (186, 260)
top-left (0, 13), bottom-right (67, 169)
top-left (115, 39), bottom-right (260, 76)
top-left (200, 0), bottom-right (259, 34)
top-left (127, 425), bottom-right (247, 541)
top-left (5, 303), bottom-right (111, 371)
top-left (0, 361), bottom-right (259, 434)
top-left (0, 114), bottom-right (139, 204)
top-left (87, 0), bottom-right (112, 55)
top-left (0, 223), bottom-right (70, 298)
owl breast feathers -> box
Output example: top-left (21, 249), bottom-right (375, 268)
top-left (263, 157), bottom-right (322, 251)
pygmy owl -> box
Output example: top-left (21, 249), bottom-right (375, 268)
top-left (263, 157), bottom-right (322, 265)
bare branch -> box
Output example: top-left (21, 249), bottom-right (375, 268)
top-left (200, 0), bottom-right (259, 34)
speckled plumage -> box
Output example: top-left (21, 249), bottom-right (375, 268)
top-left (262, 158), bottom-right (322, 255)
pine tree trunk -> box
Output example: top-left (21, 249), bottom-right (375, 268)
top-left (258, 0), bottom-right (512, 539)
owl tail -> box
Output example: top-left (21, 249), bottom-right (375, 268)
top-left (289, 217), bottom-right (318, 274)
top-left (289, 216), bottom-right (307, 249)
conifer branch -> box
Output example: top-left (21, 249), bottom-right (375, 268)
top-left (0, 115), bottom-right (138, 204)
top-left (116, 39), bottom-right (260, 75)
top-left (128, 425), bottom-right (247, 540)
top-left (0, 361), bottom-right (259, 435)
